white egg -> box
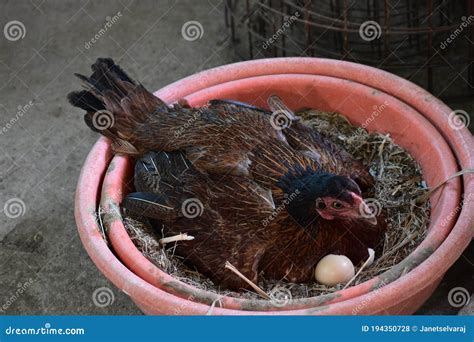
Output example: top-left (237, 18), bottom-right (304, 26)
top-left (314, 254), bottom-right (355, 286)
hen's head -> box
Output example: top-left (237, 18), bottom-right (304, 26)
top-left (277, 167), bottom-right (377, 229)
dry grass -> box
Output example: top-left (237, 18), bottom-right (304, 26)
top-left (123, 109), bottom-right (431, 299)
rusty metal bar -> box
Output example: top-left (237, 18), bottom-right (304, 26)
top-left (406, 0), bottom-right (412, 47)
top-left (342, 0), bottom-right (349, 58)
top-left (427, 0), bottom-right (433, 92)
top-left (305, 0), bottom-right (314, 56)
top-left (469, 0), bottom-right (474, 86)
top-left (383, 0), bottom-right (389, 60)
top-left (246, 0), bottom-right (253, 59)
top-left (281, 0), bottom-right (286, 56)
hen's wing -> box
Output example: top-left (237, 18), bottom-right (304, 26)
top-left (123, 151), bottom-right (275, 290)
top-left (210, 97), bottom-right (374, 191)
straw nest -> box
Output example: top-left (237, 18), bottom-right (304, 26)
top-left (122, 109), bottom-right (430, 299)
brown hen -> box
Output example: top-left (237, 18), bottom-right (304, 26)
top-left (68, 58), bottom-right (387, 290)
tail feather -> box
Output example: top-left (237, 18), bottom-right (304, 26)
top-left (67, 90), bottom-right (105, 112)
top-left (91, 57), bottom-right (135, 85)
top-left (68, 58), bottom-right (169, 155)
top-left (76, 57), bottom-right (136, 96)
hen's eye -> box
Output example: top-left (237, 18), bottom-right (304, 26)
top-left (316, 201), bottom-right (326, 209)
top-left (332, 202), bottom-right (343, 209)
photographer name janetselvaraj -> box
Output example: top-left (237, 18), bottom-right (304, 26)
top-left (362, 325), bottom-right (467, 333)
top-left (420, 325), bottom-right (466, 333)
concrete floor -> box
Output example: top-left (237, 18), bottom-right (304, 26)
top-left (0, 0), bottom-right (472, 315)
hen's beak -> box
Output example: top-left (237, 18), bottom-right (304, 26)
top-left (350, 193), bottom-right (378, 226)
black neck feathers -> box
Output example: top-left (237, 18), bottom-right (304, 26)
top-left (276, 165), bottom-right (359, 229)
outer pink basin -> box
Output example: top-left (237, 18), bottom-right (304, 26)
top-left (75, 58), bottom-right (474, 315)
top-left (104, 74), bottom-right (459, 311)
